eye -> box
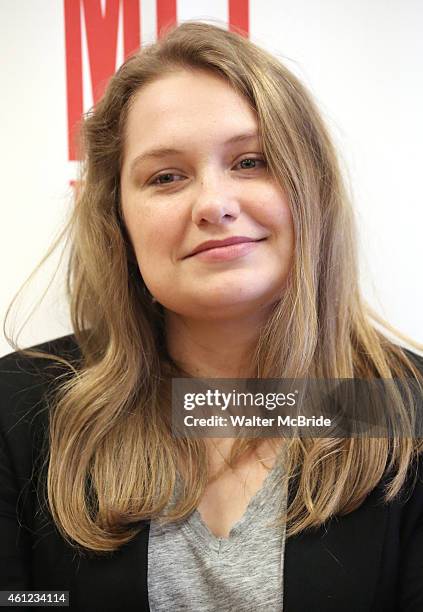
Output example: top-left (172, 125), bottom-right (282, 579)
top-left (149, 172), bottom-right (185, 187)
top-left (149, 157), bottom-right (267, 187)
top-left (235, 156), bottom-right (267, 171)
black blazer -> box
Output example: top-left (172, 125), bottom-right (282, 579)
top-left (1, 334), bottom-right (423, 611)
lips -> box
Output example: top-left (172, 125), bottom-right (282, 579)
top-left (186, 236), bottom-right (261, 258)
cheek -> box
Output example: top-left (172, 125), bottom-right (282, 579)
top-left (125, 206), bottom-right (182, 268)
top-left (257, 188), bottom-right (293, 232)
top-left (280, 206), bottom-right (295, 236)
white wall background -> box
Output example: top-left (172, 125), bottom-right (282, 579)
top-left (1, 0), bottom-right (422, 357)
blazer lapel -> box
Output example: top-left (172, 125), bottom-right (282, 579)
top-left (283, 482), bottom-right (388, 611)
top-left (65, 482), bottom-right (387, 611)
top-left (69, 522), bottom-right (151, 611)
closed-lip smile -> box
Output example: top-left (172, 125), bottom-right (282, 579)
top-left (185, 236), bottom-right (264, 258)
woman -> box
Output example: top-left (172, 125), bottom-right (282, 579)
top-left (1, 21), bottom-right (423, 611)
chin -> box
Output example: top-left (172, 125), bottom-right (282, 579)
top-left (165, 293), bottom-right (274, 320)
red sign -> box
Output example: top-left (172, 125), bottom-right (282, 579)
top-left (64, 0), bottom-right (249, 161)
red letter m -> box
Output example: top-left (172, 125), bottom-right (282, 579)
top-left (64, 0), bottom-right (141, 160)
top-left (64, 0), bottom-right (248, 161)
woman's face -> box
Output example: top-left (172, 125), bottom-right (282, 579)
top-left (120, 69), bottom-right (294, 320)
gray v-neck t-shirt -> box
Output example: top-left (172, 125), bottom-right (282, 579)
top-left (147, 454), bottom-right (287, 611)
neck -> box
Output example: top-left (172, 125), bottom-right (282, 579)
top-left (164, 309), bottom-right (271, 378)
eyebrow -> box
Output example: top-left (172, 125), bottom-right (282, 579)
top-left (129, 130), bottom-right (260, 177)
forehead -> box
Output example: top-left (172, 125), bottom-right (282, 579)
top-left (123, 69), bottom-right (259, 153)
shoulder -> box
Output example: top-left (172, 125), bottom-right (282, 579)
top-left (401, 346), bottom-right (423, 374)
top-left (0, 333), bottom-right (81, 471)
top-left (380, 347), bottom-right (423, 532)
top-left (0, 333), bottom-right (81, 409)
top-left (386, 346), bottom-right (423, 490)
top-left (0, 332), bottom-right (81, 372)
top-left (0, 333), bottom-right (81, 392)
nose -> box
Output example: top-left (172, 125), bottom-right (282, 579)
top-left (191, 172), bottom-right (241, 226)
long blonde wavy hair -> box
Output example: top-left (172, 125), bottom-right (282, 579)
top-left (4, 20), bottom-right (423, 554)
